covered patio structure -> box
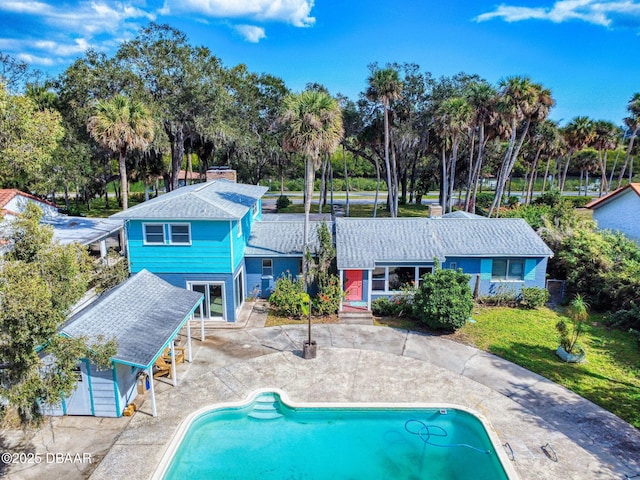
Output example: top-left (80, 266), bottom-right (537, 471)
top-left (59, 269), bottom-right (203, 417)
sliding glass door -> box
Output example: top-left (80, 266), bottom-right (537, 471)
top-left (190, 282), bottom-right (225, 320)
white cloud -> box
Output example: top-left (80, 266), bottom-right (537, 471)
top-left (235, 24), bottom-right (267, 43)
top-left (475, 0), bottom-right (640, 27)
top-left (15, 52), bottom-right (57, 66)
top-left (163, 0), bottom-right (315, 27)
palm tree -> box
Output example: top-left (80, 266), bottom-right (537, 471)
top-left (591, 120), bottom-right (620, 195)
top-left (523, 120), bottom-right (560, 204)
top-left (279, 90), bottom-right (343, 357)
top-left (560, 116), bottom-right (595, 194)
top-left (366, 67), bottom-right (403, 217)
top-left (434, 97), bottom-right (473, 212)
top-left (464, 81), bottom-right (497, 213)
top-left (617, 93), bottom-right (640, 188)
top-left (488, 77), bottom-right (554, 217)
top-left (279, 89), bottom-right (343, 276)
top-left (87, 95), bottom-right (154, 210)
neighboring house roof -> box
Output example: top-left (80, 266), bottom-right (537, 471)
top-left (47, 216), bottom-right (123, 246)
top-left (61, 270), bottom-right (203, 368)
top-left (110, 180), bottom-right (268, 221)
top-left (335, 217), bottom-right (553, 270)
top-left (245, 221), bottom-right (327, 257)
top-left (0, 189), bottom-right (122, 247)
top-left (441, 210), bottom-right (484, 219)
top-left (585, 183), bottom-right (640, 209)
top-left (0, 188), bottom-right (58, 217)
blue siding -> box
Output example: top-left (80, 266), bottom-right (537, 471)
top-left (114, 363), bottom-right (139, 417)
top-left (365, 256), bottom-right (548, 305)
top-left (126, 220), bottom-right (233, 274)
top-left (159, 272), bottom-right (237, 322)
top-left (246, 257), bottom-right (302, 299)
top-left (89, 365), bottom-right (118, 417)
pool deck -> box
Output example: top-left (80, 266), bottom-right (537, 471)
top-left (3, 303), bottom-right (640, 479)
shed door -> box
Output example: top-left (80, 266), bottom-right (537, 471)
top-left (344, 270), bottom-right (363, 301)
top-left (65, 363), bottom-right (92, 415)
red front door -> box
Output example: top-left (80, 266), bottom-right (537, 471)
top-left (344, 270), bottom-right (363, 301)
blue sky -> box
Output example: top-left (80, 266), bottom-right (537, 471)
top-left (1, 0), bottom-right (639, 126)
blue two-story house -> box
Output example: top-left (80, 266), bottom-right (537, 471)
top-left (112, 180), bottom-right (268, 323)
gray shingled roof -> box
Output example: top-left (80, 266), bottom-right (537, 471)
top-left (62, 270), bottom-right (203, 368)
top-left (245, 221), bottom-right (326, 256)
top-left (110, 180), bottom-right (268, 221)
top-left (335, 217), bottom-right (553, 270)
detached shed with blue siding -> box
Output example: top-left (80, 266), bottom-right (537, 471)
top-left (335, 217), bottom-right (553, 310)
top-left (45, 270), bottom-right (203, 418)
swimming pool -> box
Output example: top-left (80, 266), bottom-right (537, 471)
top-left (155, 389), bottom-right (516, 480)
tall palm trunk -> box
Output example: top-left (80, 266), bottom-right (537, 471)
top-left (119, 147), bottom-right (128, 210)
top-left (383, 102), bottom-right (394, 217)
top-left (373, 156), bottom-right (380, 218)
top-left (469, 124), bottom-right (487, 214)
top-left (302, 157), bottom-right (315, 282)
top-left (617, 127), bottom-right (639, 188)
top-left (343, 144), bottom-right (350, 217)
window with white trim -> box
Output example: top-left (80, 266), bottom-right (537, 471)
top-left (169, 224), bottom-right (190, 244)
top-left (237, 220), bottom-right (242, 238)
top-left (262, 259), bottom-right (273, 277)
top-left (491, 258), bottom-right (525, 281)
top-left (252, 202), bottom-right (259, 217)
top-left (372, 266), bottom-right (433, 292)
top-left (143, 223), bottom-right (191, 245)
top-left (143, 224), bottom-right (165, 244)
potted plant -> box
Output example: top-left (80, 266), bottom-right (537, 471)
top-left (555, 294), bottom-right (589, 363)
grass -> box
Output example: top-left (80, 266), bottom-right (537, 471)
top-left (278, 202), bottom-right (432, 217)
top-left (448, 306), bottom-right (640, 429)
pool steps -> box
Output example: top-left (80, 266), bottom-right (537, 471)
top-left (248, 393), bottom-right (283, 420)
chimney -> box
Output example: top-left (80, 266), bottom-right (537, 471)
top-left (428, 204), bottom-right (443, 218)
top-left (206, 167), bottom-right (237, 183)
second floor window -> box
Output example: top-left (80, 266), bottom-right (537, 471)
top-left (169, 224), bottom-right (191, 244)
top-left (144, 224), bottom-right (165, 244)
top-left (144, 223), bottom-right (191, 245)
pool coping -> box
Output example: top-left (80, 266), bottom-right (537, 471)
top-left (151, 387), bottom-right (520, 480)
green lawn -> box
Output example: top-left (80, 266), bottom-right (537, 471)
top-left (278, 202), bottom-right (432, 217)
top-left (448, 306), bottom-right (640, 429)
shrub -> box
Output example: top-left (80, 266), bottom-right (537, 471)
top-left (313, 275), bottom-right (343, 316)
top-left (268, 274), bottom-right (309, 317)
top-left (477, 284), bottom-right (520, 307)
top-left (566, 196), bottom-right (592, 208)
top-left (475, 192), bottom-right (494, 209)
top-left (556, 294), bottom-right (589, 354)
top-left (413, 268), bottom-right (473, 332)
top-left (606, 303), bottom-right (640, 330)
top-left (276, 195), bottom-right (291, 211)
top-left (371, 297), bottom-right (397, 316)
top-left (519, 287), bottom-right (550, 309)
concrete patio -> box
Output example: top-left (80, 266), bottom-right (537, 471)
top-left (2, 305), bottom-right (639, 479)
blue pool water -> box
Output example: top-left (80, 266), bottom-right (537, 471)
top-left (162, 392), bottom-right (510, 480)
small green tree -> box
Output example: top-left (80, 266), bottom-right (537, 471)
top-left (309, 222), bottom-right (342, 315)
top-left (0, 203), bottom-right (116, 423)
top-left (412, 267), bottom-right (473, 331)
top-left (556, 294), bottom-right (589, 354)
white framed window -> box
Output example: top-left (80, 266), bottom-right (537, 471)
top-left (492, 258), bottom-right (525, 281)
top-left (143, 224), bottom-right (165, 244)
top-left (372, 266), bottom-right (433, 292)
top-left (252, 202), bottom-right (259, 218)
top-left (169, 224), bottom-right (191, 244)
top-left (189, 282), bottom-right (225, 320)
top-left (234, 269), bottom-right (244, 312)
top-left (449, 262), bottom-right (457, 271)
top-left (262, 259), bottom-right (273, 277)
top-left (237, 220), bottom-right (243, 238)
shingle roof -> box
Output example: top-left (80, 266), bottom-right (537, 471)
top-left (62, 270), bottom-right (203, 368)
top-left (110, 180), bottom-right (268, 221)
top-left (335, 217), bottom-right (553, 270)
top-left (585, 183), bottom-right (640, 209)
top-left (245, 221), bottom-right (327, 256)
